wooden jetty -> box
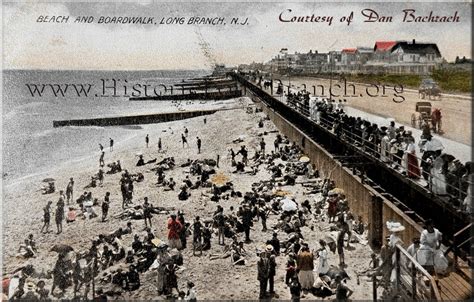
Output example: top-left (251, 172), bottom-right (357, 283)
top-left (129, 76), bottom-right (242, 101)
top-left (53, 109), bottom-right (218, 127)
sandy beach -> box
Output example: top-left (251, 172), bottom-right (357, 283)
top-left (2, 97), bottom-right (376, 300)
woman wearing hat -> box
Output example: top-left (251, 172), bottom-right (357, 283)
top-left (316, 240), bottom-right (329, 276)
top-left (327, 192), bottom-right (338, 223)
top-left (167, 214), bottom-right (183, 250)
top-left (404, 136), bottom-right (421, 179)
top-left (296, 245), bottom-right (314, 290)
top-left (41, 201), bottom-right (52, 233)
top-left (417, 219), bottom-right (446, 274)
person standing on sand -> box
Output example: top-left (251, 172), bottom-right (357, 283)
top-left (58, 190), bottom-right (65, 206)
top-left (158, 138), bottom-right (162, 152)
top-left (146, 134), bottom-right (149, 148)
top-left (337, 227), bottom-right (346, 267)
top-left (102, 192), bottom-right (110, 222)
top-left (65, 178), bottom-right (74, 204)
top-left (257, 251), bottom-right (270, 299)
top-left (182, 134), bottom-right (189, 148)
top-left (143, 197), bottom-right (152, 229)
top-left (184, 127), bottom-right (189, 137)
top-left (296, 245), bottom-right (314, 290)
top-left (274, 138), bottom-right (280, 153)
top-left (238, 205), bottom-right (253, 242)
top-left (196, 137), bottom-right (201, 154)
top-left (267, 247), bottom-right (278, 298)
top-left (109, 138), bottom-right (114, 152)
top-left (260, 138), bottom-right (266, 155)
top-left (41, 201), bottom-right (52, 233)
top-left (237, 145), bottom-right (248, 165)
top-left (55, 202), bottom-right (64, 234)
top-left (167, 214), bottom-right (183, 249)
top-left (99, 150), bottom-right (105, 167)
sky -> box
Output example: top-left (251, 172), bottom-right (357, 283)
top-left (2, 1), bottom-right (472, 70)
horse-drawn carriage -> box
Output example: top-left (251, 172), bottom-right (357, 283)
top-left (411, 102), bottom-right (432, 129)
top-left (411, 102), bottom-right (442, 133)
top-left (419, 78), bottom-right (442, 100)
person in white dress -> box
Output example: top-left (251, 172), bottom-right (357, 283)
top-left (316, 240), bottom-right (329, 277)
top-left (417, 219), bottom-right (443, 274)
top-left (380, 129), bottom-right (391, 163)
top-left (431, 156), bottom-right (447, 195)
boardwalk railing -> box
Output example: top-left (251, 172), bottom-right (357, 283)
top-left (394, 243), bottom-right (442, 301)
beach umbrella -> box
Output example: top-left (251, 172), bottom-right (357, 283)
top-left (42, 178), bottom-right (55, 183)
top-left (50, 244), bottom-right (74, 254)
top-left (135, 152), bottom-right (143, 157)
top-left (101, 262), bottom-right (130, 275)
top-left (151, 238), bottom-right (168, 250)
top-left (299, 156), bottom-right (310, 163)
top-left (329, 188), bottom-right (344, 195)
top-left (326, 266), bottom-right (350, 280)
top-left (324, 236), bottom-right (337, 253)
top-left (323, 235), bottom-right (335, 244)
top-left (281, 198), bottom-right (297, 212)
top-left (386, 221), bottom-right (406, 233)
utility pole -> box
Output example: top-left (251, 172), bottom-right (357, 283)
top-left (329, 61), bottom-right (333, 102)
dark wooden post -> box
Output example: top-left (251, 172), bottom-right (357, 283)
top-left (91, 254), bottom-right (97, 299)
top-left (373, 256), bottom-right (378, 301)
top-left (395, 248), bottom-right (401, 294)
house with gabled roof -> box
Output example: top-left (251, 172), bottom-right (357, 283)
top-left (387, 39), bottom-right (443, 74)
top-left (391, 40), bottom-right (442, 63)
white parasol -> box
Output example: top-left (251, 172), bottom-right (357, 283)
top-left (281, 198), bottom-right (297, 212)
top-left (386, 221), bottom-right (405, 233)
top-left (299, 156), bottom-right (310, 163)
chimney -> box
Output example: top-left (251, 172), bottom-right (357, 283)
top-left (412, 39), bottom-right (416, 44)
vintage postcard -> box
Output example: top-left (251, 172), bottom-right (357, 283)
top-left (1, 1), bottom-right (472, 301)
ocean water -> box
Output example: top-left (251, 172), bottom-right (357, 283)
top-left (2, 69), bottom-right (209, 183)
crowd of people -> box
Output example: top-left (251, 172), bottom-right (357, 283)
top-left (3, 101), bottom-right (452, 301)
top-left (280, 87), bottom-right (473, 213)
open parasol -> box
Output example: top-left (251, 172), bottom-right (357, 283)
top-left (42, 178), bottom-right (55, 183)
top-left (299, 156), bottom-right (310, 163)
top-left (50, 244), bottom-right (74, 254)
top-left (151, 238), bottom-right (168, 249)
top-left (329, 188), bottom-right (345, 195)
top-left (386, 221), bottom-right (405, 233)
top-left (323, 235), bottom-right (335, 244)
top-left (281, 198), bottom-right (297, 212)
top-left (211, 172), bottom-right (230, 185)
top-left (326, 266), bottom-right (350, 280)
